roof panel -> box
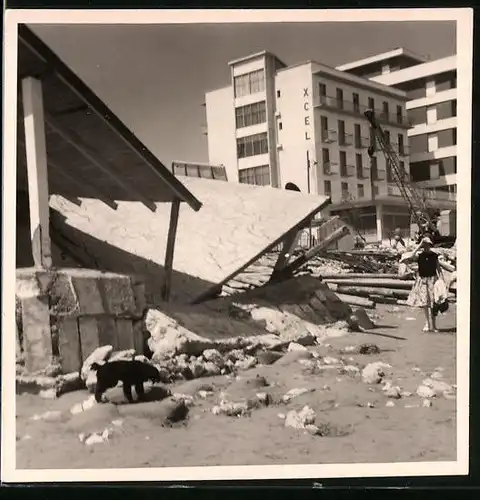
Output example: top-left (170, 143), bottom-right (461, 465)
top-left (17, 25), bottom-right (202, 212)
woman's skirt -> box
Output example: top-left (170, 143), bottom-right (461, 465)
top-left (406, 276), bottom-right (436, 308)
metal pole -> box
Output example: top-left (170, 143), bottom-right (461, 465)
top-left (306, 150), bottom-right (313, 246)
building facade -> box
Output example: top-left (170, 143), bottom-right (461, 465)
top-left (205, 50), bottom-right (455, 243)
top-left (337, 48), bottom-right (457, 200)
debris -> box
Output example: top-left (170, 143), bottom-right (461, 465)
top-left (362, 362), bottom-right (392, 384)
top-left (323, 356), bottom-right (340, 365)
top-left (416, 385), bottom-right (436, 399)
top-left (422, 399), bottom-right (433, 408)
top-left (288, 342), bottom-right (309, 352)
top-left (282, 387), bottom-right (313, 403)
top-left (235, 355), bottom-right (257, 371)
top-left (39, 388), bottom-right (57, 400)
top-left (422, 378), bottom-right (454, 395)
top-left (383, 383), bottom-right (402, 399)
top-left (284, 405), bottom-right (316, 430)
top-left (212, 399), bottom-right (253, 417)
top-left (358, 343), bottom-right (381, 355)
top-left (385, 401), bottom-right (396, 407)
top-left (256, 350), bottom-right (283, 365)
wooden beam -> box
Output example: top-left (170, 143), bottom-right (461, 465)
top-left (43, 111), bottom-right (158, 212)
top-left (282, 225), bottom-right (350, 275)
top-left (161, 199), bottom-right (181, 302)
top-left (22, 77), bottom-right (52, 268)
top-left (269, 230), bottom-right (300, 283)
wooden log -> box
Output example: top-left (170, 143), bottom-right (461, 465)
top-left (319, 273), bottom-right (400, 280)
top-left (335, 293), bottom-right (375, 309)
top-left (336, 286), bottom-right (410, 299)
top-left (324, 278), bottom-right (415, 290)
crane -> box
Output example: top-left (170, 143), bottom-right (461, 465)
top-left (364, 109), bottom-right (440, 243)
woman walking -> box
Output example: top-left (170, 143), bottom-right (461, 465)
top-left (405, 236), bottom-right (443, 332)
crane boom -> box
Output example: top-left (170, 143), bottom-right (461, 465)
top-left (364, 109), bottom-right (435, 234)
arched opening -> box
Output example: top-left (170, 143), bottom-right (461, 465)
top-left (285, 182), bottom-right (301, 192)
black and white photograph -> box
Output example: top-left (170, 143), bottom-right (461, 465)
top-left (2, 8), bottom-right (472, 482)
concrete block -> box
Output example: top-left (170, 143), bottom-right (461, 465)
top-left (49, 272), bottom-right (79, 317)
top-left (21, 295), bottom-right (52, 372)
top-left (99, 276), bottom-right (137, 316)
top-left (97, 316), bottom-right (117, 346)
top-left (57, 317), bottom-right (82, 374)
top-left (71, 276), bottom-right (104, 316)
top-left (115, 319), bottom-right (135, 350)
top-left (78, 317), bottom-right (100, 360)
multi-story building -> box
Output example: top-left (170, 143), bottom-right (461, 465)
top-left (204, 50), bottom-right (455, 243)
top-left (337, 47), bottom-right (458, 200)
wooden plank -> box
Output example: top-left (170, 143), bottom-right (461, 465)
top-left (162, 199), bottom-right (181, 302)
top-left (324, 278), bottom-right (414, 289)
top-left (21, 77), bottom-right (52, 268)
top-left (336, 293), bottom-right (375, 309)
top-left (78, 317), bottom-right (100, 360)
top-left (57, 317), bottom-right (82, 373)
top-left (115, 319), bottom-right (135, 350)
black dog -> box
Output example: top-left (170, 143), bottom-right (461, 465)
top-left (91, 360), bottom-right (162, 404)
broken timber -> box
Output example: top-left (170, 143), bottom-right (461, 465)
top-left (334, 285), bottom-right (410, 299)
top-left (161, 199), bottom-right (181, 302)
top-left (323, 277), bottom-right (415, 290)
top-left (335, 293), bottom-right (375, 309)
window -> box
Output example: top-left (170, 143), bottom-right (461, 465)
top-left (235, 101), bottom-right (267, 129)
top-left (369, 127), bottom-right (376, 149)
top-left (398, 134), bottom-right (405, 155)
top-left (356, 154), bottom-right (363, 178)
top-left (368, 97), bottom-right (375, 112)
top-left (238, 165), bottom-right (271, 186)
top-left (409, 134), bottom-right (428, 155)
top-left (353, 93), bottom-right (360, 112)
top-left (321, 116), bottom-right (328, 140)
top-left (399, 161), bottom-right (406, 179)
top-left (236, 132), bottom-right (269, 158)
top-left (438, 156), bottom-right (457, 176)
top-left (396, 105), bottom-right (403, 124)
top-left (278, 122), bottom-right (283, 131)
top-left (341, 182), bottom-right (349, 198)
top-left (382, 101), bottom-right (389, 120)
top-left (410, 160), bottom-right (431, 182)
top-left (338, 120), bottom-right (346, 144)
top-left (436, 100), bottom-right (457, 120)
top-left (437, 128), bottom-right (457, 148)
top-left (387, 162), bottom-right (394, 183)
top-left (373, 185), bottom-right (379, 196)
top-left (324, 180), bottom-right (332, 196)
top-left (354, 124), bottom-right (362, 148)
top-left (340, 151), bottom-right (347, 177)
top-left (322, 148), bottom-right (330, 164)
top-left (384, 130), bottom-right (391, 144)
top-left (319, 83), bottom-right (326, 99)
top-left (357, 184), bottom-right (365, 198)
top-left (234, 69), bottom-right (265, 98)
top-left (336, 88), bottom-right (344, 110)
top-left (276, 90), bottom-right (281, 98)
top-left (435, 71), bottom-right (457, 92)
top-left (408, 106), bottom-right (427, 126)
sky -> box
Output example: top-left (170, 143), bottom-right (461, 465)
top-left (30, 21), bottom-right (456, 168)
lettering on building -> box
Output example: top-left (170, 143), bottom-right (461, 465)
top-left (303, 87), bottom-right (311, 141)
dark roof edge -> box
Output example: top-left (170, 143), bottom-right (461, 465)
top-left (18, 24), bottom-right (202, 212)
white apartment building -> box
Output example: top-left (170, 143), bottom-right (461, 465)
top-left (207, 51), bottom-right (413, 243)
top-left (337, 48), bottom-right (458, 200)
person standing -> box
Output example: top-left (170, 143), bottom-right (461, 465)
top-left (405, 236), bottom-right (442, 332)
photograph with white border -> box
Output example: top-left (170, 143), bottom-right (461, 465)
top-left (2, 8), bottom-right (473, 483)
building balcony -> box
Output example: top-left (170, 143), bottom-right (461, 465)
top-left (320, 129), bottom-right (338, 144)
top-left (339, 164), bottom-right (355, 178)
top-left (356, 167), bottom-right (371, 180)
top-left (386, 183), bottom-right (457, 202)
top-left (354, 136), bottom-right (370, 149)
top-left (322, 162), bottom-right (339, 175)
top-left (373, 169), bottom-right (386, 181)
top-left (314, 96), bottom-right (411, 128)
top-left (338, 133), bottom-right (353, 146)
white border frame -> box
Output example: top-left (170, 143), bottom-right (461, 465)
top-left (2, 8), bottom-right (473, 483)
